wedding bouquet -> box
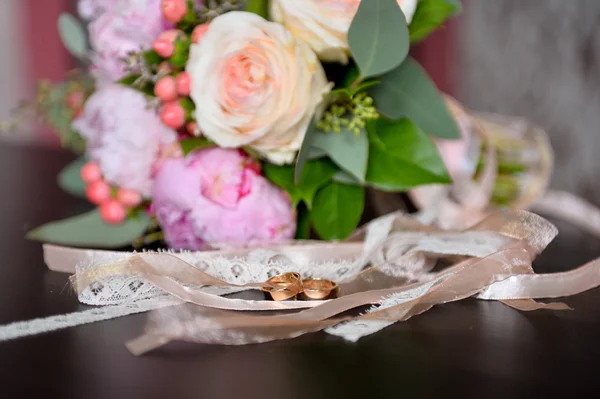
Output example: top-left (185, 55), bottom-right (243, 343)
top-left (6, 0), bottom-right (600, 351)
top-left (26, 0), bottom-right (465, 250)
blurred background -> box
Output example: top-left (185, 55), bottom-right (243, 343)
top-left (1, 0), bottom-right (599, 201)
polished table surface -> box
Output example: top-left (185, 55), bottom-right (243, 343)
top-left (1, 142), bottom-right (600, 398)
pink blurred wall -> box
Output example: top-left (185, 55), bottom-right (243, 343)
top-left (23, 0), bottom-right (75, 84)
top-left (25, 0), bottom-right (75, 144)
top-left (0, 0), bottom-right (74, 144)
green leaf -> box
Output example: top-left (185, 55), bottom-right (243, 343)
top-left (242, 146), bottom-right (261, 159)
top-left (366, 117), bottom-right (451, 191)
top-left (264, 164), bottom-right (300, 204)
top-left (329, 80), bottom-right (381, 102)
top-left (295, 202), bottom-right (311, 239)
top-left (245, 0), bottom-right (269, 18)
top-left (311, 183), bottom-right (365, 240)
top-left (117, 75), bottom-right (141, 86)
top-left (58, 13), bottom-right (88, 59)
top-left (180, 137), bottom-right (215, 155)
top-left (143, 50), bottom-right (163, 66)
top-left (180, 97), bottom-right (196, 119)
top-left (370, 57), bottom-right (461, 139)
top-left (57, 157), bottom-right (87, 198)
top-left (170, 38), bottom-right (190, 68)
top-left (27, 210), bottom-right (151, 249)
top-left (294, 117), bottom-right (319, 184)
top-left (409, 0), bottom-right (459, 43)
top-left (298, 158), bottom-right (338, 208)
top-left (348, 0), bottom-right (410, 79)
top-left (350, 80), bottom-right (381, 96)
top-left (444, 0), bottom-right (463, 13)
top-left (265, 158), bottom-right (338, 208)
top-left (311, 127), bottom-right (369, 183)
top-left (342, 63), bottom-right (361, 87)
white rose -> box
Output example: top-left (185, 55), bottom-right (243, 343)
top-left (271, 0), bottom-right (418, 64)
top-left (186, 11), bottom-right (331, 165)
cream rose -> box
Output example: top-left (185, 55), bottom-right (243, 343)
top-left (271, 0), bottom-right (418, 64)
top-left (186, 11), bottom-right (331, 165)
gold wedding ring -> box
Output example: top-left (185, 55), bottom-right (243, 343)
top-left (298, 278), bottom-right (339, 300)
top-left (262, 272), bottom-right (303, 301)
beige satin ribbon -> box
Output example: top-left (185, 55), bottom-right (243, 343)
top-left (126, 245), bottom-right (594, 353)
top-left (42, 208), bottom-right (600, 355)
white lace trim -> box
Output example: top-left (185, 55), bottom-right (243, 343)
top-left (0, 213), bottom-right (516, 343)
top-left (77, 248), bottom-right (361, 307)
top-left (326, 276), bottom-right (444, 341)
top-left (0, 297), bottom-right (180, 342)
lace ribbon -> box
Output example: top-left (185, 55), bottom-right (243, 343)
top-left (1, 109), bottom-right (600, 352)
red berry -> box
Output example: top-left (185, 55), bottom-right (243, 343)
top-left (65, 91), bottom-right (84, 112)
top-left (176, 72), bottom-right (191, 96)
top-left (99, 200), bottom-right (126, 225)
top-left (86, 180), bottom-right (111, 205)
top-left (160, 102), bottom-right (186, 129)
top-left (154, 76), bottom-right (178, 102)
top-left (117, 188), bottom-right (143, 208)
top-left (153, 39), bottom-right (174, 58)
top-left (159, 29), bottom-right (182, 43)
top-left (80, 161), bottom-right (102, 184)
top-left (158, 61), bottom-right (172, 75)
top-left (186, 121), bottom-right (199, 135)
top-left (161, 0), bottom-right (188, 23)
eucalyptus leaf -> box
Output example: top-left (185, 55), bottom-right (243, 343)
top-left (245, 0), bottom-right (269, 18)
top-left (311, 183), bottom-right (365, 240)
top-left (58, 13), bottom-right (88, 59)
top-left (57, 157), bottom-right (87, 198)
top-left (370, 57), bottom-right (461, 139)
top-left (311, 127), bottom-right (369, 183)
top-left (307, 146), bottom-right (328, 160)
top-left (332, 170), bottom-right (362, 185)
top-left (27, 210), bottom-right (151, 249)
top-left (180, 137), bottom-right (215, 155)
top-left (366, 117), bottom-right (451, 191)
top-left (409, 0), bottom-right (460, 43)
top-left (294, 117), bottom-right (319, 184)
top-left (348, 0), bottom-right (410, 79)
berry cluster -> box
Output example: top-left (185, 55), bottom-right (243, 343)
top-left (152, 0), bottom-right (210, 134)
top-left (80, 162), bottom-right (143, 224)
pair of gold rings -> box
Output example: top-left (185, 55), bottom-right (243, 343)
top-left (261, 272), bottom-right (338, 301)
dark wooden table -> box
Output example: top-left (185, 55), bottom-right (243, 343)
top-left (1, 142), bottom-right (599, 398)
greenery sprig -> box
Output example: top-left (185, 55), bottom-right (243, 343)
top-left (317, 93), bottom-right (378, 135)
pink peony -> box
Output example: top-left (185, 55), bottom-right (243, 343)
top-left (77, 0), bottom-right (120, 20)
top-left (72, 84), bottom-right (177, 197)
top-left (88, 0), bottom-right (167, 85)
top-left (152, 148), bottom-right (297, 249)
